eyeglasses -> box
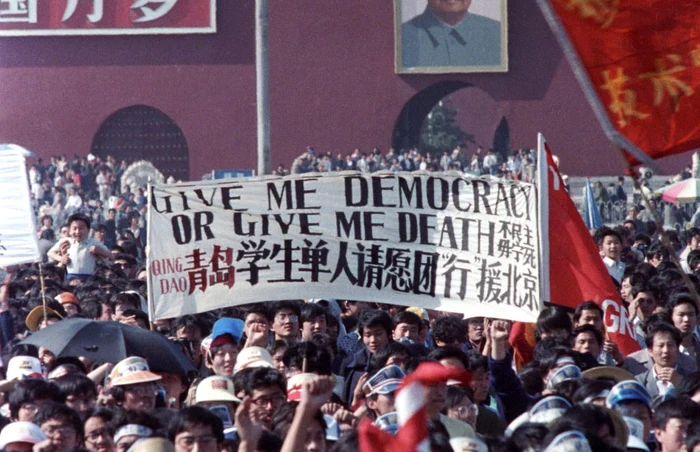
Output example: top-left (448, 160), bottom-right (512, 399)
top-left (85, 428), bottom-right (112, 442)
top-left (43, 424), bottom-right (77, 436)
top-left (176, 435), bottom-right (217, 449)
top-left (456, 404), bottom-right (479, 418)
top-left (251, 394), bottom-right (285, 408)
top-left (275, 313), bottom-right (298, 323)
top-left (20, 403), bottom-right (40, 414)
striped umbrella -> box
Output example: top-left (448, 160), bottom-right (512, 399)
top-left (654, 178), bottom-right (700, 204)
top-left (582, 178), bottom-right (604, 230)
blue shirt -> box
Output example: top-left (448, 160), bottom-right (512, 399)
top-left (402, 9), bottom-right (502, 68)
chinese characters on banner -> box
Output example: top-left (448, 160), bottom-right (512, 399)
top-left (147, 173), bottom-right (541, 322)
top-left (0, 0), bottom-right (215, 36)
top-left (0, 149), bottom-right (40, 266)
top-left (536, 0), bottom-right (700, 164)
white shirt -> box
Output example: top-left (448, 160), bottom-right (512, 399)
top-left (652, 366), bottom-right (673, 397)
top-left (49, 237), bottom-right (108, 275)
top-left (603, 256), bottom-right (625, 282)
top-left (65, 194), bottom-right (83, 209)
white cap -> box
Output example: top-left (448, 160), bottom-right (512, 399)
top-left (233, 347), bottom-right (273, 374)
top-left (195, 376), bottom-right (240, 403)
top-left (0, 422), bottom-right (47, 448)
top-left (623, 416), bottom-right (650, 452)
top-left (6, 356), bottom-right (43, 381)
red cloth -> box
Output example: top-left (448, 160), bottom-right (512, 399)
top-left (537, 135), bottom-right (640, 355)
top-left (538, 0), bottom-right (700, 164)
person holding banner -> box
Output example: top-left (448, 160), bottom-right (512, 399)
top-left (47, 213), bottom-right (112, 281)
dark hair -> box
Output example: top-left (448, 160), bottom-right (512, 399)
top-left (358, 309), bottom-right (393, 337)
top-left (536, 306), bottom-right (573, 338)
top-left (168, 406), bottom-right (224, 443)
top-left (428, 346), bottom-right (468, 369)
top-left (271, 300), bottom-right (302, 318)
top-left (121, 309), bottom-right (149, 326)
top-left (572, 379), bottom-right (614, 404)
top-left (594, 226), bottom-right (622, 246)
top-left (300, 303), bottom-right (328, 325)
top-left (392, 311), bottom-right (422, 331)
top-left (571, 324), bottom-right (603, 348)
top-left (244, 304), bottom-right (272, 323)
top-left (111, 292), bottom-right (141, 310)
top-left (572, 301), bottom-right (602, 324)
top-left (244, 368), bottom-right (286, 396)
top-left (53, 373), bottom-right (97, 399)
top-left (537, 345), bottom-right (578, 375)
top-left (367, 342), bottom-right (413, 375)
top-left (465, 350), bottom-right (489, 373)
top-left (677, 372), bottom-right (700, 400)
top-left (79, 297), bottom-right (103, 320)
top-left (34, 401), bottom-right (83, 440)
top-left (441, 385), bottom-right (473, 414)
top-left (630, 281), bottom-right (656, 301)
top-left (687, 418), bottom-right (700, 451)
top-left (644, 322), bottom-right (682, 349)
top-left (654, 396), bottom-right (700, 430)
top-left (172, 315), bottom-right (211, 338)
top-left (67, 213), bottom-right (91, 230)
top-left (665, 293), bottom-right (699, 317)
top-left (9, 380), bottom-right (65, 420)
top-left (507, 423), bottom-right (549, 452)
top-left (547, 404), bottom-right (614, 445)
top-left (40, 229), bottom-right (55, 241)
top-left (432, 316), bottom-right (466, 346)
top-left (283, 341), bottom-right (332, 376)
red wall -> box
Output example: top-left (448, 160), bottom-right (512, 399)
top-left (0, 0), bottom-right (687, 177)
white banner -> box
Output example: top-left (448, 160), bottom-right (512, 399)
top-left (147, 172), bottom-right (541, 321)
top-left (0, 151), bottom-right (40, 266)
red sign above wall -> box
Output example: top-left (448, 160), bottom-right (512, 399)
top-left (0, 0), bottom-right (216, 36)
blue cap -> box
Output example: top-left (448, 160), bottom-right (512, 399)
top-left (606, 380), bottom-right (652, 409)
top-left (211, 318), bottom-right (244, 345)
top-left (374, 412), bottom-right (399, 435)
top-left (546, 364), bottom-right (582, 389)
top-left (363, 365), bottom-right (405, 396)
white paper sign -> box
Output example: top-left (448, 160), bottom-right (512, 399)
top-left (0, 151), bottom-right (40, 266)
top-left (147, 172), bottom-right (540, 322)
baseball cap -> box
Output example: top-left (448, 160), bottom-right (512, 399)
top-left (6, 356), bottom-right (43, 381)
top-left (287, 373), bottom-right (317, 402)
top-left (25, 305), bottom-right (63, 332)
top-left (449, 437), bottom-right (488, 452)
top-left (546, 364), bottom-right (582, 389)
top-left (210, 318), bottom-right (244, 347)
top-left (109, 357), bottom-right (162, 386)
top-left (606, 380), bottom-right (652, 410)
top-left (529, 396), bottom-right (571, 424)
top-left (55, 292), bottom-right (79, 306)
top-left (363, 365), bottom-right (405, 397)
top-left (623, 416), bottom-right (649, 452)
top-left (195, 376), bottom-right (240, 404)
top-left (200, 335), bottom-right (213, 357)
top-left (0, 422), bottom-right (47, 448)
top-left (233, 347), bottom-right (273, 374)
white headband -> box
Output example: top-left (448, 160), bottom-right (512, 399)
top-left (114, 424), bottom-right (153, 444)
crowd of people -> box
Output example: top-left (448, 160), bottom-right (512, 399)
top-left (3, 151), bottom-right (700, 451)
top-left (285, 146), bottom-right (538, 182)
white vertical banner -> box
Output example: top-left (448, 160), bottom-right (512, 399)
top-left (0, 150), bottom-right (40, 266)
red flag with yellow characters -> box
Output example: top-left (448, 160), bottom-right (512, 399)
top-left (536, 0), bottom-right (700, 164)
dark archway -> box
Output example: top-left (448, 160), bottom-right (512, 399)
top-left (90, 105), bottom-right (190, 181)
top-left (391, 82), bottom-right (511, 163)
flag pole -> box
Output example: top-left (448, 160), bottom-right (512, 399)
top-left (616, 148), bottom-right (700, 306)
top-left (38, 262), bottom-right (47, 323)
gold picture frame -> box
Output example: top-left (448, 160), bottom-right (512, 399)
top-left (395, 0), bottom-right (509, 74)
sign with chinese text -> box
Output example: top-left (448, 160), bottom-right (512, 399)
top-left (536, 0), bottom-right (700, 164)
top-left (147, 173), bottom-right (541, 321)
top-left (0, 149), bottom-right (40, 266)
top-left (0, 0), bottom-right (215, 36)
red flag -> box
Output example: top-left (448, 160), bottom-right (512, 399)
top-left (536, 0), bottom-right (700, 164)
top-left (537, 134), bottom-right (639, 355)
top-left (359, 363), bottom-right (471, 452)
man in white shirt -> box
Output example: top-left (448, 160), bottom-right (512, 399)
top-left (635, 322), bottom-right (684, 398)
top-left (595, 226), bottom-right (625, 283)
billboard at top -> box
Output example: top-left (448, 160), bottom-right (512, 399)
top-left (0, 0), bottom-right (216, 36)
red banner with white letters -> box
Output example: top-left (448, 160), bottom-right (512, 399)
top-left (537, 0), bottom-right (700, 164)
top-left (537, 134), bottom-right (640, 355)
top-left (0, 0), bottom-right (215, 36)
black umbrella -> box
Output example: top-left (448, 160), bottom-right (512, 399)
top-left (21, 318), bottom-right (196, 376)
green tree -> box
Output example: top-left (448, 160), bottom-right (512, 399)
top-left (419, 97), bottom-right (474, 156)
